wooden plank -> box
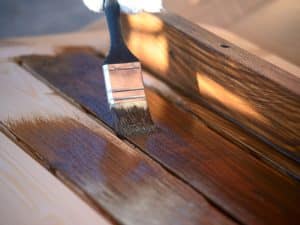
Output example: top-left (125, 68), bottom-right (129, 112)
top-left (120, 12), bottom-right (300, 162)
top-left (0, 61), bottom-right (235, 225)
top-left (79, 6), bottom-right (300, 77)
top-left (19, 50), bottom-right (300, 225)
top-left (0, 132), bottom-right (112, 225)
top-left (164, 0), bottom-right (300, 69)
top-left (200, 24), bottom-right (300, 77)
top-left (145, 73), bottom-right (300, 180)
top-left (3, 21), bottom-right (299, 78)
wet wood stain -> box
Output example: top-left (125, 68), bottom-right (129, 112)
top-left (7, 117), bottom-right (234, 225)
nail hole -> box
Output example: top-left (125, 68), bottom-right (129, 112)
top-left (220, 44), bottom-right (230, 49)
top-left (169, 49), bottom-right (175, 58)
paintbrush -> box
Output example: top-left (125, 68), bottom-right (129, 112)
top-left (102, 0), bottom-right (154, 137)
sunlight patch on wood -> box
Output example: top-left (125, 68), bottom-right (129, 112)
top-left (124, 13), bottom-right (169, 74)
top-left (197, 73), bottom-right (268, 123)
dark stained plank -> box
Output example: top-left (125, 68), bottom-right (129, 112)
top-left (7, 119), bottom-right (233, 225)
top-left (20, 50), bottom-right (300, 225)
top-left (120, 12), bottom-right (300, 162)
top-left (0, 61), bottom-right (235, 225)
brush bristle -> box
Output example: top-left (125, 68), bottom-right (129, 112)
top-left (111, 104), bottom-right (155, 137)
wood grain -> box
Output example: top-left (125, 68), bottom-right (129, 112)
top-left (0, 132), bottom-right (111, 225)
top-left (199, 24), bottom-right (300, 77)
top-left (19, 50), bottom-right (300, 225)
top-left (79, 5), bottom-right (300, 77)
top-left (0, 61), bottom-right (235, 225)
top-left (120, 12), bottom-right (300, 162)
top-left (144, 74), bottom-right (300, 181)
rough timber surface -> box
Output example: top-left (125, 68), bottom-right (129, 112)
top-left (19, 49), bottom-right (300, 225)
top-left (0, 61), bottom-right (236, 225)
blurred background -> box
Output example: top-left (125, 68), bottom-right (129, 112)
top-left (0, 0), bottom-right (299, 68)
top-left (0, 0), bottom-right (100, 38)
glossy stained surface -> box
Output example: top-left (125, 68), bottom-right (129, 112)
top-left (20, 50), bottom-right (300, 225)
top-left (147, 75), bottom-right (300, 180)
top-left (8, 118), bottom-right (231, 225)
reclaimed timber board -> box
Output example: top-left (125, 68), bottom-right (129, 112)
top-left (19, 49), bottom-right (300, 225)
top-left (0, 61), bottom-right (236, 225)
top-left (121, 12), bottom-right (300, 161)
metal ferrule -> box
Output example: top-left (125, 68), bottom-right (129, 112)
top-left (102, 62), bottom-right (146, 107)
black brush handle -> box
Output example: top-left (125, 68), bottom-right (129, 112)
top-left (103, 0), bottom-right (138, 64)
